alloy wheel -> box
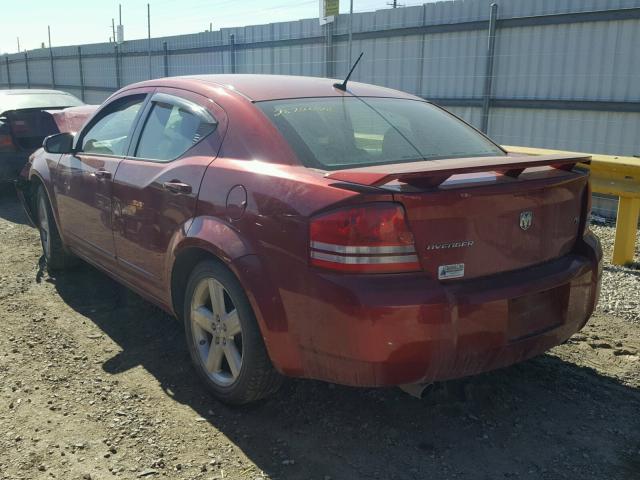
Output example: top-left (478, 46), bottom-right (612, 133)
top-left (190, 277), bottom-right (243, 387)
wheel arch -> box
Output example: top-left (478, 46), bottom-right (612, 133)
top-left (27, 172), bottom-right (55, 225)
top-left (169, 242), bottom-right (295, 375)
top-left (170, 245), bottom-right (227, 322)
top-left (19, 149), bottom-right (61, 230)
top-left (168, 215), bottom-right (255, 319)
top-left (175, 245), bottom-right (285, 403)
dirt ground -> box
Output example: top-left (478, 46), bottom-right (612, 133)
top-left (0, 188), bottom-right (638, 480)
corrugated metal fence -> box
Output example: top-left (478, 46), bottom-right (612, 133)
top-left (1, 0), bottom-right (639, 164)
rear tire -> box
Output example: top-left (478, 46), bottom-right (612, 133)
top-left (183, 260), bottom-right (283, 405)
top-left (36, 185), bottom-right (76, 272)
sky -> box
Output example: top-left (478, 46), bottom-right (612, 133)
top-left (0, 0), bottom-right (433, 54)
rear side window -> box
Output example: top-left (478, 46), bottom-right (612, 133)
top-left (257, 97), bottom-right (504, 170)
top-left (81, 95), bottom-right (145, 156)
top-left (134, 100), bottom-right (216, 162)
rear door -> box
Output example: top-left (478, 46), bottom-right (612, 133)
top-left (54, 91), bottom-right (149, 267)
top-left (111, 88), bottom-right (226, 299)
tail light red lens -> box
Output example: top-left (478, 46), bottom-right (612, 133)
top-left (309, 203), bottom-right (420, 273)
top-left (0, 134), bottom-right (16, 151)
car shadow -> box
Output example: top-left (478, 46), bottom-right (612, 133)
top-left (46, 263), bottom-right (640, 480)
top-left (0, 184), bottom-right (30, 225)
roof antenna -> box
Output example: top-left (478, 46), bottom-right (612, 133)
top-left (333, 52), bottom-right (364, 91)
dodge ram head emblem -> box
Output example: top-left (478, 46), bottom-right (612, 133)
top-left (519, 211), bottom-right (533, 231)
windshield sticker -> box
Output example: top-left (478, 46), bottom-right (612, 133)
top-left (273, 105), bottom-right (334, 117)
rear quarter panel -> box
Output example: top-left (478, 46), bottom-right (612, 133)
top-left (189, 156), bottom-right (394, 373)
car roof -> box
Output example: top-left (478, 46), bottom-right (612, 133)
top-left (0, 89), bottom-right (76, 96)
top-left (130, 74), bottom-right (421, 102)
top-left (0, 89), bottom-right (84, 113)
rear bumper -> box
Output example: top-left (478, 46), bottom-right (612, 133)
top-left (0, 152), bottom-right (29, 183)
top-left (241, 233), bottom-right (602, 387)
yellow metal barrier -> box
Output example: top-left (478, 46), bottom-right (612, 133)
top-left (504, 146), bottom-right (640, 266)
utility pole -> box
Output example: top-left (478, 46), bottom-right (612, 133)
top-left (48, 25), bottom-right (55, 88)
top-left (387, 0), bottom-right (401, 7)
top-left (347, 0), bottom-right (354, 66)
top-left (16, 37), bottom-right (20, 53)
top-left (481, 3), bottom-right (498, 134)
top-left (147, 3), bottom-right (152, 79)
top-left (209, 22), bottom-right (213, 32)
top-left (112, 18), bottom-right (116, 42)
top-left (116, 4), bottom-right (124, 44)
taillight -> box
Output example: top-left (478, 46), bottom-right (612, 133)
top-left (309, 202), bottom-right (420, 273)
top-left (0, 134), bottom-right (15, 151)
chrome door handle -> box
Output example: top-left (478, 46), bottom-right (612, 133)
top-left (92, 169), bottom-right (112, 180)
top-left (162, 180), bottom-right (192, 195)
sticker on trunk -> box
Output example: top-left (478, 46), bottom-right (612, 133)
top-left (438, 263), bottom-right (465, 280)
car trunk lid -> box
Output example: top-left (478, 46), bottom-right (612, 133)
top-left (3, 108), bottom-right (61, 150)
top-left (325, 154), bottom-right (590, 280)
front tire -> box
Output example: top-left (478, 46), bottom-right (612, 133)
top-left (183, 260), bottom-right (282, 405)
top-left (36, 185), bottom-right (76, 272)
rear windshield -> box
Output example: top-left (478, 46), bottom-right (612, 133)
top-left (257, 97), bottom-right (504, 170)
top-left (0, 92), bottom-right (84, 112)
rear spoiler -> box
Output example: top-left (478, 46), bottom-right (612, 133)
top-left (325, 154), bottom-right (591, 188)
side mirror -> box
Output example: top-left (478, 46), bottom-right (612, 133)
top-left (43, 132), bottom-right (75, 154)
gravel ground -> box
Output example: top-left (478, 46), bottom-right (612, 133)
top-left (0, 188), bottom-right (638, 480)
top-left (590, 224), bottom-right (640, 324)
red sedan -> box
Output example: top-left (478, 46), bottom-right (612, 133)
top-left (17, 75), bottom-right (602, 404)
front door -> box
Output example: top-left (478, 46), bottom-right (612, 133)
top-left (55, 92), bottom-right (149, 268)
top-left (111, 88), bottom-right (227, 300)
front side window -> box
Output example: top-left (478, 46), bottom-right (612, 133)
top-left (134, 100), bottom-right (216, 161)
top-left (257, 97), bottom-right (504, 170)
top-left (81, 95), bottom-right (145, 156)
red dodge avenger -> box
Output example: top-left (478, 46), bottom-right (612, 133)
top-left (17, 74), bottom-right (602, 404)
